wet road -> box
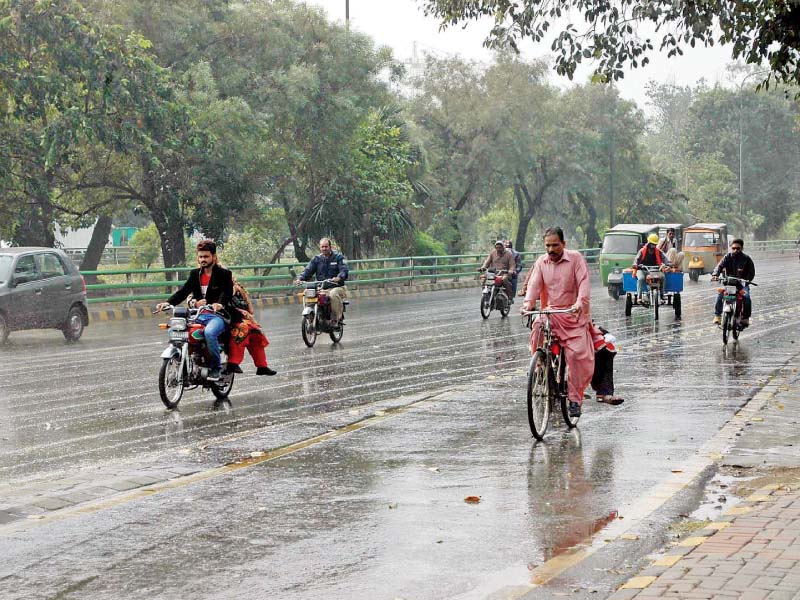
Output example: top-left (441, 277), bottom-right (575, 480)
top-left (1, 256), bottom-right (799, 599)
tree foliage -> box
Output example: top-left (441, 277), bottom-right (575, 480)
top-left (422, 0), bottom-right (800, 92)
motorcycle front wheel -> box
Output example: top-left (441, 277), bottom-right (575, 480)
top-left (651, 289), bottom-right (660, 321)
top-left (722, 312), bottom-right (731, 345)
top-left (301, 315), bottom-right (317, 347)
top-left (480, 293), bottom-right (492, 319)
top-left (159, 356), bottom-right (185, 410)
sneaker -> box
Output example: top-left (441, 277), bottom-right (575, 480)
top-left (713, 316), bottom-right (722, 325)
top-left (568, 401), bottom-right (582, 418)
top-left (207, 368), bottom-right (221, 381)
top-left (256, 366), bottom-right (277, 376)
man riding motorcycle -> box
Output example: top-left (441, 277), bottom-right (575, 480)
top-left (711, 238), bottom-right (755, 326)
top-left (633, 233), bottom-right (669, 301)
top-left (294, 238), bottom-right (349, 327)
top-left (481, 241), bottom-right (516, 298)
top-left (156, 240), bottom-right (237, 380)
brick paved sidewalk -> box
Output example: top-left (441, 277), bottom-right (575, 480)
top-left (610, 481), bottom-right (800, 600)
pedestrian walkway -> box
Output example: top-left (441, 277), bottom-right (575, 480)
top-left (609, 358), bottom-right (800, 600)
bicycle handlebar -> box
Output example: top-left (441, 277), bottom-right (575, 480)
top-left (521, 307), bottom-right (578, 316)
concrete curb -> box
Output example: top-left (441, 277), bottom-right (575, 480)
top-left (89, 279), bottom-right (477, 323)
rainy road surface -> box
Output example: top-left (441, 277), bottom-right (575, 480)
top-left (1, 255), bottom-right (799, 599)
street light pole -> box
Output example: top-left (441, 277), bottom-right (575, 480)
top-left (345, 0), bottom-right (349, 32)
top-left (738, 70), bottom-right (769, 216)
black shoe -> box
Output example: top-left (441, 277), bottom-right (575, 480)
top-left (568, 401), bottom-right (582, 418)
top-left (207, 368), bottom-right (221, 381)
top-left (224, 364), bottom-right (243, 374)
top-left (257, 366), bottom-right (277, 376)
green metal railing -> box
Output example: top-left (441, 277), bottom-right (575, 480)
top-left (81, 248), bottom-right (602, 304)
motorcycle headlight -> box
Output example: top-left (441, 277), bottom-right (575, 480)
top-left (304, 288), bottom-right (317, 298)
top-left (169, 317), bottom-right (187, 331)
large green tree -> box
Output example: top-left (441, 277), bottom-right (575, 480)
top-left (422, 0), bottom-right (800, 91)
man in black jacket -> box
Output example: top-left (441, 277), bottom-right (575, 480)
top-left (711, 238), bottom-right (756, 326)
top-left (295, 238), bottom-right (349, 326)
top-left (156, 240), bottom-right (236, 379)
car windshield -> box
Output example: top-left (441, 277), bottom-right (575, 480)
top-left (684, 231), bottom-right (721, 247)
top-left (602, 235), bottom-right (639, 255)
top-left (0, 255), bottom-right (12, 283)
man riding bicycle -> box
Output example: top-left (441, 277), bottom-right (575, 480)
top-left (521, 227), bottom-right (594, 418)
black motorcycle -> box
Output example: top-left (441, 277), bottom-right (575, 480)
top-left (715, 275), bottom-right (757, 345)
top-left (479, 268), bottom-right (511, 319)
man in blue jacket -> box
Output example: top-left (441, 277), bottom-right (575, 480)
top-left (295, 238), bottom-right (349, 326)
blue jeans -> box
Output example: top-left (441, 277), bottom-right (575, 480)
top-left (195, 312), bottom-right (226, 370)
top-left (715, 286), bottom-right (751, 319)
top-left (636, 270), bottom-right (648, 297)
top-left (510, 274), bottom-right (519, 297)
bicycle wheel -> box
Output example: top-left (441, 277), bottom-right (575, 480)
top-left (480, 294), bottom-right (492, 319)
top-left (526, 350), bottom-right (551, 440)
top-left (558, 354), bottom-right (579, 428)
top-left (721, 312), bottom-right (731, 345)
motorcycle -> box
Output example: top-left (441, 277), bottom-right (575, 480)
top-left (479, 268), bottom-right (511, 319)
top-left (298, 279), bottom-right (347, 347)
top-left (715, 275), bottom-right (757, 345)
top-left (154, 305), bottom-right (235, 409)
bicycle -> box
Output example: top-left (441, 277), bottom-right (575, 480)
top-left (522, 308), bottom-right (580, 440)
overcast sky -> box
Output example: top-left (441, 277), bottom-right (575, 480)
top-left (304, 0), bottom-right (736, 112)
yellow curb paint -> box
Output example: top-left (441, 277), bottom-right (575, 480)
top-left (678, 536), bottom-right (708, 547)
top-left (653, 555), bottom-right (683, 567)
top-left (706, 522), bottom-right (731, 531)
top-left (725, 506), bottom-right (753, 516)
top-left (620, 576), bottom-right (658, 590)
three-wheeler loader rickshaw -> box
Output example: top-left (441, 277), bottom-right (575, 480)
top-left (599, 224), bottom-right (659, 300)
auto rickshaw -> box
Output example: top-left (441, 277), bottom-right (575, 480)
top-left (599, 224), bottom-right (659, 300)
top-left (622, 265), bottom-right (683, 321)
top-left (683, 223), bottom-right (728, 282)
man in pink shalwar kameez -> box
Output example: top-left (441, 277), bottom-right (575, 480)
top-left (522, 227), bottom-right (594, 417)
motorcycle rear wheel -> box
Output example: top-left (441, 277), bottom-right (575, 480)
top-left (527, 350), bottom-right (551, 440)
top-left (159, 356), bottom-right (184, 409)
top-left (499, 293), bottom-right (511, 317)
top-left (212, 373), bottom-right (235, 400)
top-left (480, 294), bottom-right (492, 319)
top-left (330, 322), bottom-right (344, 343)
top-left (301, 315), bottom-right (317, 347)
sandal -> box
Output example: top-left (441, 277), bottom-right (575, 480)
top-left (597, 395), bottom-right (624, 405)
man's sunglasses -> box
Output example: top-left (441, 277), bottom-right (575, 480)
top-left (731, 246), bottom-right (742, 251)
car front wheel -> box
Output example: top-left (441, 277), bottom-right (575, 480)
top-left (62, 306), bottom-right (85, 342)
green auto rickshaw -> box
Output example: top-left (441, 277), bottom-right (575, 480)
top-left (599, 224), bottom-right (659, 300)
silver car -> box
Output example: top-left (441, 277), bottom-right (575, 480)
top-left (0, 247), bottom-right (89, 344)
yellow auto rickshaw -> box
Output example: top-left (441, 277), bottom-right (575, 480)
top-left (683, 223), bottom-right (728, 282)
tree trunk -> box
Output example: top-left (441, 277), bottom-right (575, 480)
top-left (16, 198), bottom-right (55, 247)
top-left (141, 154), bottom-right (185, 277)
top-left (80, 215), bottom-right (113, 282)
top-left (573, 192), bottom-right (600, 247)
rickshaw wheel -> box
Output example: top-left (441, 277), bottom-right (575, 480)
top-left (673, 293), bottom-right (681, 319)
top-left (689, 268), bottom-right (701, 282)
top-left (624, 294), bottom-right (632, 317)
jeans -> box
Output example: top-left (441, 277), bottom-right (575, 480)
top-left (636, 270), bottom-right (648, 297)
top-left (715, 286), bottom-right (751, 319)
top-left (510, 274), bottom-right (519, 297)
top-left (195, 312), bottom-right (226, 370)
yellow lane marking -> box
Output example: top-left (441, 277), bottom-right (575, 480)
top-left (725, 506), bottom-right (753, 516)
top-left (706, 522), bottom-right (731, 531)
top-left (746, 494), bottom-right (771, 502)
top-left (1, 392), bottom-right (444, 534)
